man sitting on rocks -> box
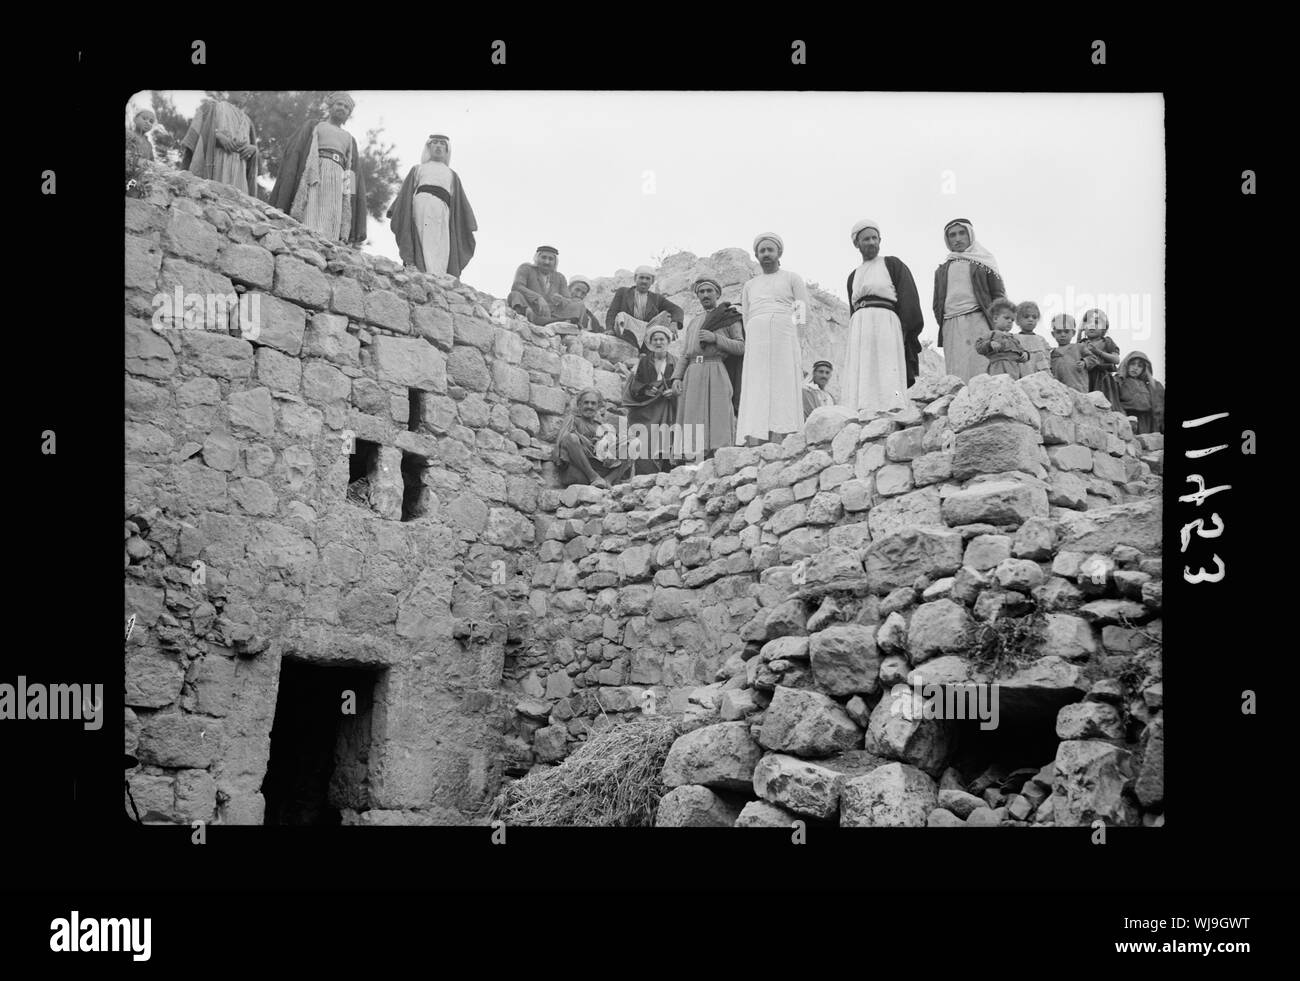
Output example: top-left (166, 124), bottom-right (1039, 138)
top-left (508, 246), bottom-right (588, 327)
top-left (563, 275), bottom-right (603, 333)
top-left (552, 389), bottom-right (635, 489)
top-left (605, 265), bottom-right (683, 350)
top-left (803, 360), bottom-right (835, 418)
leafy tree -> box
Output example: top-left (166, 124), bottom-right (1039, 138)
top-left (358, 128), bottom-right (402, 221)
top-left (149, 92), bottom-right (191, 167)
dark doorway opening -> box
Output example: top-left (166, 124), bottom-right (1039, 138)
top-left (401, 451), bottom-right (429, 522)
top-left (261, 659), bottom-right (383, 826)
top-left (946, 705), bottom-right (1066, 791)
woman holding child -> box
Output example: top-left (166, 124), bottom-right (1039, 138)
top-left (933, 218), bottom-right (1008, 382)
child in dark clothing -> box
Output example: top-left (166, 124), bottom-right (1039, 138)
top-left (1049, 315), bottom-right (1089, 393)
top-left (1079, 308), bottom-right (1121, 408)
top-left (1117, 351), bottom-right (1165, 434)
top-left (975, 297), bottom-right (1028, 375)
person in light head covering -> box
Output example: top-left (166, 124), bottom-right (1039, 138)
top-left (606, 262), bottom-right (684, 349)
top-left (270, 92), bottom-right (367, 244)
top-left (851, 219), bottom-right (880, 246)
top-left (933, 217), bottom-right (1009, 382)
top-left (672, 275), bottom-right (745, 457)
top-left (624, 318), bottom-right (680, 473)
top-left (843, 217), bottom-right (924, 408)
top-left (505, 245), bottom-right (583, 326)
top-left (802, 360), bottom-right (835, 419)
top-left (753, 233), bottom-right (784, 258)
top-left (737, 232), bottom-right (808, 444)
top-left (388, 132), bottom-right (477, 277)
top-left (562, 275), bottom-right (601, 332)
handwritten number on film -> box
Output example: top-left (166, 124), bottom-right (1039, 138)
top-left (1179, 413), bottom-right (1229, 584)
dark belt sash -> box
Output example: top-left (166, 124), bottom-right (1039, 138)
top-left (416, 184), bottom-right (452, 206)
top-left (852, 295), bottom-right (897, 313)
top-left (317, 147), bottom-right (347, 167)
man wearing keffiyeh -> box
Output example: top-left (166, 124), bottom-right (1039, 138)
top-left (932, 218), bottom-right (1008, 381)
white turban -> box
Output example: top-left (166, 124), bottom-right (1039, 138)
top-left (569, 275), bottom-right (591, 290)
top-left (634, 265), bottom-right (655, 278)
top-left (328, 91), bottom-right (356, 111)
top-left (851, 219), bottom-right (880, 245)
top-left (753, 233), bottom-right (784, 256)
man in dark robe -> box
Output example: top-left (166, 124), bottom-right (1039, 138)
top-left (507, 247), bottom-right (587, 325)
top-left (270, 92), bottom-right (367, 246)
top-left (845, 230), bottom-right (926, 387)
top-left (605, 266), bottom-right (684, 349)
top-left (387, 134), bottom-right (477, 277)
top-left (624, 323), bottom-right (680, 473)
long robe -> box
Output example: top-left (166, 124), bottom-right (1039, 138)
top-left (845, 255), bottom-right (924, 387)
top-left (624, 353), bottom-right (679, 471)
top-left (736, 269), bottom-right (808, 443)
top-left (673, 303), bottom-right (744, 456)
top-left (934, 258), bottom-right (1007, 382)
top-left (388, 165), bottom-right (477, 277)
top-left (270, 119), bottom-right (367, 245)
top-left (181, 100), bottom-right (258, 195)
top-left (842, 257), bottom-right (909, 413)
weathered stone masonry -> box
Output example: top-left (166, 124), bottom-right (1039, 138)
top-left (124, 164), bottom-right (645, 825)
top-left (125, 162), bottom-right (1164, 828)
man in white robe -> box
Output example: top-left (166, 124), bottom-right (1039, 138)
top-left (736, 233), bottom-right (808, 444)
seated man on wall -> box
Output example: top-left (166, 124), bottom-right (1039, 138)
top-left (563, 275), bottom-right (604, 333)
top-left (605, 265), bottom-right (684, 350)
top-left (507, 246), bottom-right (588, 326)
top-left (552, 389), bottom-right (635, 489)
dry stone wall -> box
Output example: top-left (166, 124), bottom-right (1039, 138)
top-left (521, 370), bottom-right (1165, 827)
top-left (125, 163), bottom-right (645, 825)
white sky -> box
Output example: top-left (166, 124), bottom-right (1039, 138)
top-left (145, 91), bottom-right (1165, 379)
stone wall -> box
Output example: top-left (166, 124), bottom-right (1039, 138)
top-left (518, 370), bottom-right (1165, 827)
top-left (124, 161), bottom-right (1163, 828)
top-left (125, 163), bottom-right (646, 825)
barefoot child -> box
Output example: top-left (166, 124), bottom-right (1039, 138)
top-left (974, 297), bottom-right (1028, 375)
top-left (1013, 300), bottom-right (1051, 378)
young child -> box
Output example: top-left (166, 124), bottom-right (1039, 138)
top-left (1048, 314), bottom-right (1089, 393)
top-left (1116, 351), bottom-right (1165, 434)
top-left (975, 297), bottom-right (1028, 375)
top-left (1012, 300), bottom-right (1051, 378)
top-left (1079, 308), bottom-right (1122, 408)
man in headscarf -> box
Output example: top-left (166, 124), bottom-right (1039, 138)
top-left (270, 92), bottom-right (367, 245)
top-left (605, 265), bottom-right (683, 350)
top-left (181, 91), bottom-right (258, 195)
top-left (127, 108), bottom-right (156, 162)
top-left (736, 233), bottom-right (809, 445)
top-left (843, 219), bottom-right (925, 411)
top-left (564, 276), bottom-right (603, 332)
top-left (387, 134), bottom-right (477, 278)
top-left (506, 247), bottom-right (588, 326)
top-left (552, 389), bottom-right (635, 489)
top-left (671, 277), bottom-right (745, 458)
top-left (933, 218), bottom-right (1008, 382)
top-left (802, 360), bottom-right (835, 419)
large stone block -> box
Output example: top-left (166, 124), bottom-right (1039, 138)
top-left (218, 243), bottom-right (274, 289)
top-left (947, 373), bottom-right (1042, 432)
top-left (758, 686), bottom-right (862, 757)
top-left (839, 762), bottom-right (937, 827)
top-left (906, 599), bottom-right (974, 663)
top-left (864, 684), bottom-right (954, 776)
top-left (492, 361), bottom-right (532, 402)
top-left (661, 721), bottom-right (764, 791)
top-left (867, 487), bottom-right (943, 539)
top-left (136, 713), bottom-right (219, 768)
top-left (1052, 740), bottom-right (1138, 826)
top-left (656, 786), bottom-right (743, 827)
top-left (363, 289), bottom-right (413, 333)
top-left (953, 421), bottom-right (1041, 479)
top-left (941, 480), bottom-right (1048, 527)
top-left (249, 293), bottom-right (306, 356)
top-left (863, 526), bottom-right (963, 593)
top-left (803, 405), bottom-right (857, 445)
top-left (1056, 498), bottom-right (1162, 555)
top-left (447, 345), bottom-right (490, 392)
top-left (274, 254), bottom-right (330, 307)
top-left (809, 625), bottom-right (880, 697)
top-left (752, 754), bottom-right (844, 820)
top-left (373, 335), bottom-right (447, 392)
